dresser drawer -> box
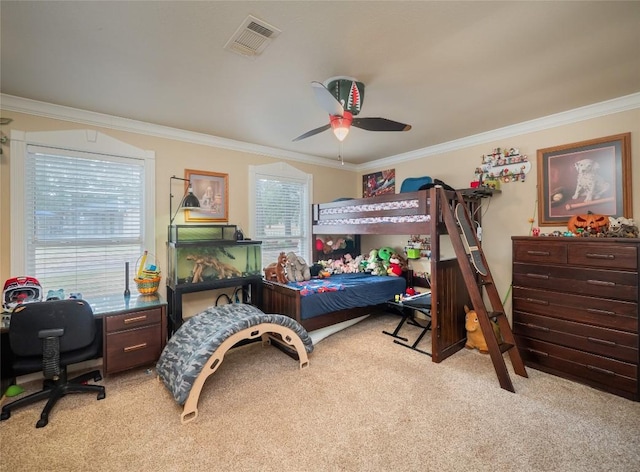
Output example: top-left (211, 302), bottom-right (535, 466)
top-left (512, 286), bottom-right (638, 332)
top-left (515, 335), bottom-right (637, 395)
top-left (513, 263), bottom-right (638, 301)
top-left (513, 240), bottom-right (567, 264)
top-left (568, 243), bottom-right (638, 270)
top-left (105, 324), bottom-right (162, 374)
top-left (104, 308), bottom-right (162, 333)
top-left (513, 311), bottom-right (638, 363)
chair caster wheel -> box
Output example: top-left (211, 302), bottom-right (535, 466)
top-left (94, 374), bottom-right (102, 382)
top-left (36, 417), bottom-right (48, 428)
top-left (1, 410), bottom-right (10, 421)
top-left (98, 391), bottom-right (106, 400)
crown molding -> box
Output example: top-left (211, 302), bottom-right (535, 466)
top-left (2, 92), bottom-right (638, 173)
top-left (0, 94), bottom-right (356, 171)
top-left (359, 92), bottom-right (640, 172)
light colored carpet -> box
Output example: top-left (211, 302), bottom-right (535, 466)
top-left (1, 313), bottom-right (639, 472)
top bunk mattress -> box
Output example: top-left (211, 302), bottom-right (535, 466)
top-left (284, 273), bottom-right (406, 320)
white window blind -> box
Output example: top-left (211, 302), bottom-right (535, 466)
top-left (23, 145), bottom-right (146, 299)
top-left (251, 164), bottom-right (311, 265)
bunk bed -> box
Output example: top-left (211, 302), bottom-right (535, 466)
top-left (261, 186), bottom-right (489, 362)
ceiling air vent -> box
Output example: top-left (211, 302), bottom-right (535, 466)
top-left (224, 15), bottom-right (281, 58)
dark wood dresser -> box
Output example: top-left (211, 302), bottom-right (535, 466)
top-left (512, 237), bottom-right (639, 401)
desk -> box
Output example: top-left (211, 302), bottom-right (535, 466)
top-left (384, 297), bottom-right (432, 356)
top-left (1, 294), bottom-right (167, 389)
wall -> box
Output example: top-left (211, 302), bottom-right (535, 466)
top-left (0, 110), bottom-right (357, 317)
top-left (1, 106), bottom-right (638, 319)
top-left (360, 109), bottom-right (640, 315)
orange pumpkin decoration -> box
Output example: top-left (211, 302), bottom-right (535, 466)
top-left (567, 212), bottom-right (609, 235)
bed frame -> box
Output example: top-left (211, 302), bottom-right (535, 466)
top-left (262, 186), bottom-right (489, 363)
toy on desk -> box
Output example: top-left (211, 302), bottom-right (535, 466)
top-left (134, 252), bottom-right (162, 295)
top-left (464, 305), bottom-right (501, 354)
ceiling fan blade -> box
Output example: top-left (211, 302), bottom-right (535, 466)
top-left (292, 123), bottom-right (331, 142)
top-left (311, 81), bottom-right (344, 116)
top-left (352, 117), bottom-right (412, 132)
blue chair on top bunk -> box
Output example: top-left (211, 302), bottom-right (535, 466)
top-left (400, 176), bottom-right (432, 193)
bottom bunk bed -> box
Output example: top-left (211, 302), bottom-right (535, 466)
top-left (261, 272), bottom-right (407, 332)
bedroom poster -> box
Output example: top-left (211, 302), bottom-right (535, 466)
top-left (363, 169), bottom-right (395, 197)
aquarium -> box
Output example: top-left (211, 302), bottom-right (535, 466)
top-left (167, 240), bottom-right (262, 288)
top-left (168, 224), bottom-right (238, 243)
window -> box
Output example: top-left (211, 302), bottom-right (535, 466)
top-left (249, 162), bottom-right (313, 265)
top-left (10, 130), bottom-right (156, 299)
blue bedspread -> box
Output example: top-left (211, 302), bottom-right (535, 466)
top-left (286, 273), bottom-right (406, 320)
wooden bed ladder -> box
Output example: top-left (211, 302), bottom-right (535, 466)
top-left (439, 187), bottom-right (528, 392)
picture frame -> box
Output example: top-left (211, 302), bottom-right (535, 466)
top-left (362, 169), bottom-right (395, 197)
top-left (184, 169), bottom-right (229, 222)
top-left (537, 133), bottom-right (631, 226)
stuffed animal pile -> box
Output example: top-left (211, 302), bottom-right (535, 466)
top-left (605, 216), bottom-right (639, 238)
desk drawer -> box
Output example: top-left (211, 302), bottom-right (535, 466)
top-left (105, 324), bottom-right (162, 374)
top-left (105, 308), bottom-right (162, 333)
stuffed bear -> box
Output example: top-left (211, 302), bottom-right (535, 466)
top-left (286, 252), bottom-right (311, 282)
top-left (464, 305), bottom-right (501, 353)
top-left (387, 253), bottom-right (406, 276)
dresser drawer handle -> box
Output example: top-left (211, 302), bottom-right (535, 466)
top-left (525, 273), bottom-right (549, 280)
top-left (526, 348), bottom-right (549, 357)
top-left (124, 315), bottom-right (148, 324)
top-left (585, 253), bottom-right (615, 260)
top-left (526, 323), bottom-right (550, 332)
top-left (123, 343), bottom-right (148, 353)
top-left (587, 337), bottom-right (616, 347)
top-left (586, 364), bottom-right (615, 376)
top-left (526, 250), bottom-right (550, 256)
top-left (525, 298), bottom-right (549, 305)
top-left (587, 280), bottom-right (615, 287)
top-left (586, 307), bottom-right (616, 316)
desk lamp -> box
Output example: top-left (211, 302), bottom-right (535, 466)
top-left (169, 176), bottom-right (201, 225)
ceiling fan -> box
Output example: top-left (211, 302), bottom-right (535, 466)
top-left (293, 76), bottom-right (412, 143)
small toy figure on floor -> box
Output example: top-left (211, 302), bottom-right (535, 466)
top-left (464, 305), bottom-right (501, 353)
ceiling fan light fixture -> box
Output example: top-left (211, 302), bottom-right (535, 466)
top-left (330, 111), bottom-right (353, 142)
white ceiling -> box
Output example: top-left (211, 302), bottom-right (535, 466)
top-left (2, 1), bottom-right (639, 166)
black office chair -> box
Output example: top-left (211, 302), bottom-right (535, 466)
top-left (0, 299), bottom-right (106, 428)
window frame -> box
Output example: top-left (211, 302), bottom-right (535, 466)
top-left (10, 129), bottom-right (156, 281)
top-left (248, 162), bottom-right (313, 264)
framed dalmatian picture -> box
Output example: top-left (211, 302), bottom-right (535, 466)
top-left (536, 133), bottom-right (631, 226)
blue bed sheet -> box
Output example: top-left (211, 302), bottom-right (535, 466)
top-left (287, 273), bottom-right (406, 320)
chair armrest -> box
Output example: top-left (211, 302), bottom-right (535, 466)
top-left (39, 328), bottom-right (64, 339)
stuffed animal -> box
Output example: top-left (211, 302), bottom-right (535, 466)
top-left (387, 253), bottom-right (404, 276)
top-left (285, 252), bottom-right (311, 282)
top-left (606, 216), bottom-right (639, 238)
top-left (464, 305), bottom-right (501, 354)
top-left (264, 252), bottom-right (288, 284)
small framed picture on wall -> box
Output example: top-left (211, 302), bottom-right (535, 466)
top-left (184, 169), bottom-right (229, 222)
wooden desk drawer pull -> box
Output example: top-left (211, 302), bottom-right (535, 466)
top-left (525, 273), bottom-right (549, 280)
top-left (124, 315), bottom-right (148, 324)
top-left (525, 298), bottom-right (549, 305)
top-left (527, 250), bottom-right (550, 256)
top-left (526, 323), bottom-right (550, 332)
top-left (587, 280), bottom-right (615, 287)
top-left (586, 365), bottom-right (615, 376)
top-left (585, 253), bottom-right (614, 260)
top-left (587, 337), bottom-right (616, 347)
top-left (586, 307), bottom-right (616, 316)
top-left (123, 343), bottom-right (148, 353)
